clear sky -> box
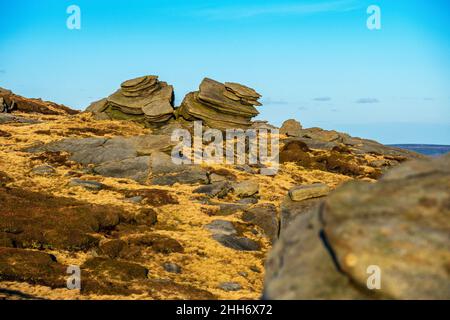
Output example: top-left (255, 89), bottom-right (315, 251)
top-left (1, 0), bottom-right (449, 144)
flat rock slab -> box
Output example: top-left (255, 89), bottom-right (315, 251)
top-left (25, 135), bottom-right (176, 184)
top-left (0, 113), bottom-right (41, 124)
top-left (218, 281), bottom-right (242, 292)
top-left (288, 183), bottom-right (330, 202)
top-left (31, 164), bottom-right (56, 176)
top-left (212, 234), bottom-right (260, 251)
top-left (69, 178), bottom-right (106, 191)
top-left (205, 220), bottom-right (237, 236)
top-left (232, 180), bottom-right (260, 198)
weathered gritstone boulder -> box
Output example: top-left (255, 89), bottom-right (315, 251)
top-left (177, 78), bottom-right (261, 130)
top-left (86, 75), bottom-right (175, 125)
top-left (264, 154), bottom-right (450, 299)
top-left (280, 119), bottom-right (302, 137)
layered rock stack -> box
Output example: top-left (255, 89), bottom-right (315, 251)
top-left (177, 78), bottom-right (261, 130)
top-left (86, 75), bottom-right (174, 125)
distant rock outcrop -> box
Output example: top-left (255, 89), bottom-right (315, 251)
top-left (0, 87), bottom-right (78, 115)
top-left (177, 78), bottom-right (261, 130)
top-left (264, 154), bottom-right (450, 299)
top-left (280, 119), bottom-right (302, 137)
top-left (86, 75), bottom-right (175, 126)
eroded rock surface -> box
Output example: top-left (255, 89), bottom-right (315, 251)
top-left (264, 154), bottom-right (450, 299)
top-left (177, 78), bottom-right (261, 130)
top-left (86, 75), bottom-right (175, 126)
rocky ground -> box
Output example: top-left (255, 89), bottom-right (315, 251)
top-left (1, 80), bottom-right (446, 300)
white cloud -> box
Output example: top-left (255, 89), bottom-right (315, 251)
top-left (356, 98), bottom-right (379, 104)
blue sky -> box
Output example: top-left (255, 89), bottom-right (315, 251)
top-left (0, 0), bottom-right (449, 144)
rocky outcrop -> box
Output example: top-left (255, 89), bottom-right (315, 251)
top-left (0, 87), bottom-right (78, 115)
top-left (177, 78), bottom-right (261, 130)
top-left (280, 119), bottom-right (302, 137)
top-left (86, 75), bottom-right (175, 126)
top-left (279, 126), bottom-right (425, 179)
top-left (264, 154), bottom-right (450, 299)
top-left (282, 126), bottom-right (423, 159)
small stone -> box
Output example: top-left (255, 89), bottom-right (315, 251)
top-left (288, 183), bottom-right (330, 202)
top-left (193, 181), bottom-right (231, 198)
top-left (237, 197), bottom-right (258, 205)
top-left (163, 262), bottom-right (182, 274)
top-left (68, 179), bottom-right (105, 191)
top-left (219, 282), bottom-right (242, 292)
top-left (232, 180), bottom-right (259, 198)
top-left (124, 196), bottom-right (143, 204)
top-left (205, 220), bottom-right (237, 236)
top-left (31, 164), bottom-right (56, 176)
top-left (211, 202), bottom-right (249, 216)
top-left (209, 173), bottom-right (228, 183)
top-left (99, 239), bottom-right (127, 259)
top-left (238, 271), bottom-right (248, 277)
top-left (135, 208), bottom-right (158, 226)
top-left (250, 265), bottom-right (261, 273)
top-left (212, 234), bottom-right (260, 251)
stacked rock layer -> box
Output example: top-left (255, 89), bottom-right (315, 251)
top-left (86, 75), bottom-right (174, 125)
top-left (177, 78), bottom-right (261, 130)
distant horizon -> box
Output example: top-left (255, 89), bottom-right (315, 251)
top-left (1, 0), bottom-right (449, 144)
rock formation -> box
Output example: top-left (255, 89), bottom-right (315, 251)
top-left (280, 119), bottom-right (302, 137)
top-left (0, 87), bottom-right (78, 115)
top-left (86, 75), bottom-right (175, 126)
top-left (177, 78), bottom-right (261, 130)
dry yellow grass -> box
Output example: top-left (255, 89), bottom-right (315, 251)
top-left (0, 113), bottom-right (353, 300)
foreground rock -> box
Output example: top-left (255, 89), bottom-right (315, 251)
top-left (177, 78), bottom-right (261, 130)
top-left (264, 154), bottom-right (450, 299)
top-left (86, 75), bottom-right (174, 126)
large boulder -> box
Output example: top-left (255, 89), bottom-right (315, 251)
top-left (264, 154), bottom-right (450, 299)
top-left (86, 75), bottom-right (175, 126)
top-left (177, 78), bottom-right (261, 130)
top-left (280, 119), bottom-right (302, 137)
